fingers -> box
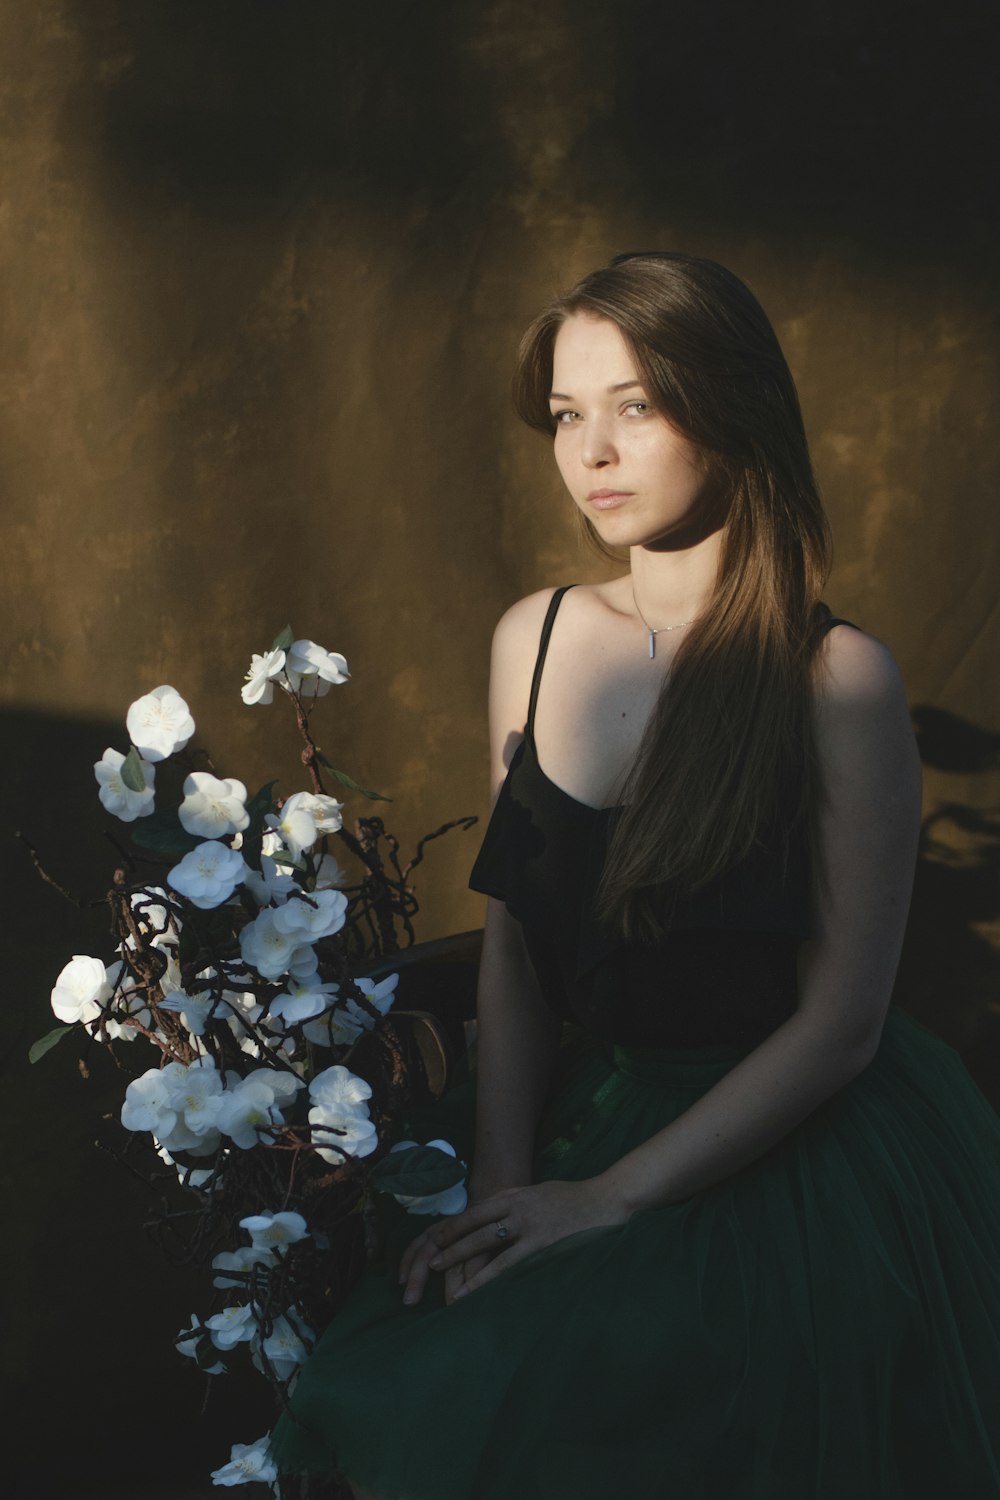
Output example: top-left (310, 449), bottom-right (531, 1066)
top-left (396, 1191), bottom-right (521, 1307)
top-left (398, 1221), bottom-right (449, 1305)
top-left (444, 1251), bottom-right (491, 1306)
top-left (397, 1222), bottom-right (441, 1286)
top-left (459, 1250), bottom-right (514, 1297)
top-left (443, 1263), bottom-right (466, 1306)
top-left (431, 1191), bottom-right (515, 1251)
top-left (430, 1224), bottom-right (511, 1272)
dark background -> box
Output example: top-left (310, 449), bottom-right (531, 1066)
top-left (3, 2), bottom-right (998, 1495)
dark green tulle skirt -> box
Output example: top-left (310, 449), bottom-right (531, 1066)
top-left (270, 1006), bottom-right (1000, 1498)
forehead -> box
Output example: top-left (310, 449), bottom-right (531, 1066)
top-left (550, 313), bottom-right (638, 390)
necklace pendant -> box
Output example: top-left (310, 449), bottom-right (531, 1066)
top-left (648, 627), bottom-right (656, 660)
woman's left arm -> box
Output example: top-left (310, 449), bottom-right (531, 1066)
top-left (597, 626), bottom-right (922, 1213)
top-left (430, 628), bottom-right (922, 1295)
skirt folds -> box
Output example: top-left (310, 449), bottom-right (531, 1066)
top-left (269, 1006), bottom-right (1000, 1499)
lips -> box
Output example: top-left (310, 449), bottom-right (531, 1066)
top-left (587, 489), bottom-right (633, 509)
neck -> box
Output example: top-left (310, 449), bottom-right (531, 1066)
top-left (628, 532), bottom-right (721, 625)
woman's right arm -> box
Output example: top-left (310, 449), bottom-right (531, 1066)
top-left (468, 894), bottom-right (562, 1199)
top-left (399, 591), bottom-right (562, 1302)
top-left (469, 591), bottom-right (563, 1196)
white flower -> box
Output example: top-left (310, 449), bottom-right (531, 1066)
top-left (239, 1210), bottom-right (310, 1252)
top-left (205, 1303), bottom-right (257, 1351)
top-left (268, 976), bottom-right (339, 1029)
top-left (355, 972), bottom-right (399, 1020)
top-left (256, 1313), bottom-right (314, 1381)
top-left (178, 773), bottom-right (250, 839)
top-left (281, 790), bottom-right (344, 836)
top-left (94, 747), bottom-right (155, 821)
top-left (314, 852), bottom-right (346, 888)
top-left (245, 1067), bottom-right (303, 1105)
top-left (243, 855), bottom-right (300, 907)
top-left (51, 955), bottom-right (112, 1025)
top-left (388, 1138), bottom-right (469, 1216)
top-left (264, 802), bottom-right (318, 862)
top-left (122, 1067), bottom-right (178, 1134)
top-left (168, 842), bottom-right (246, 910)
top-left (156, 989), bottom-right (219, 1037)
top-left (156, 1133), bottom-right (220, 1189)
top-left (121, 1056), bottom-right (224, 1155)
top-left (241, 648), bottom-right (287, 707)
top-left (158, 951), bottom-right (185, 997)
top-left (309, 1064), bottom-right (373, 1110)
top-left (125, 685), bottom-right (195, 762)
top-left (273, 889), bottom-right (348, 944)
top-left (176, 1314), bottom-right (226, 1375)
top-left (239, 908), bottom-right (313, 981)
top-left (212, 1246), bottom-right (277, 1291)
top-left (303, 973), bottom-right (396, 1048)
top-left (302, 1005), bottom-right (364, 1048)
top-left (214, 1074), bottom-right (286, 1150)
top-left (308, 1065), bottom-right (378, 1162)
top-left (284, 640), bottom-right (349, 698)
top-left (225, 990), bottom-right (266, 1043)
top-left (287, 942), bottom-right (320, 981)
top-left (169, 1057), bottom-right (226, 1139)
top-left (210, 1435), bottom-right (277, 1487)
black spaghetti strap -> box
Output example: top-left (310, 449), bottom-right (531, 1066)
top-left (818, 606), bottom-right (858, 634)
top-left (525, 585), bottom-right (577, 743)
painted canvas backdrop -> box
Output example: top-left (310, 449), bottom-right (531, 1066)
top-left (2, 3), bottom-right (998, 1496)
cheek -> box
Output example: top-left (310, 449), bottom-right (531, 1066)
top-left (552, 437), bottom-right (578, 492)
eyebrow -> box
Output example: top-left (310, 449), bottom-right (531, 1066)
top-left (547, 380), bottom-right (645, 400)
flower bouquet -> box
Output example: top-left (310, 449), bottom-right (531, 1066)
top-left (33, 629), bottom-right (476, 1495)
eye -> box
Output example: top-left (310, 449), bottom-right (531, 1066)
top-left (550, 409), bottom-right (579, 425)
top-left (623, 400), bottom-right (650, 416)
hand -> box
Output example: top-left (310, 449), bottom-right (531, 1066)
top-left (400, 1178), bottom-right (631, 1306)
top-left (398, 1193), bottom-right (509, 1309)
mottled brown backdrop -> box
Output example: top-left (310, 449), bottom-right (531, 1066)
top-left (3, 3), bottom-right (998, 1496)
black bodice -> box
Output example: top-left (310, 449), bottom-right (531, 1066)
top-left (468, 586), bottom-right (852, 1050)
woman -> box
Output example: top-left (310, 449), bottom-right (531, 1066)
top-left (271, 253), bottom-right (1000, 1498)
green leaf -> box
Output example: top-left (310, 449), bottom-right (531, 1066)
top-left (120, 746), bottom-right (147, 794)
top-left (315, 753), bottom-right (390, 802)
top-left (129, 811), bottom-right (202, 857)
top-left (29, 1024), bottom-right (75, 1064)
top-left (244, 780), bottom-right (278, 838)
top-left (369, 1144), bottom-right (466, 1198)
top-left (272, 624), bottom-right (295, 652)
top-left (239, 779), bottom-right (277, 872)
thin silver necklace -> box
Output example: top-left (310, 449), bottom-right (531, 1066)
top-left (631, 584), bottom-right (695, 659)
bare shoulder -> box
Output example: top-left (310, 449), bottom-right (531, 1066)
top-left (811, 624), bottom-right (920, 797)
top-left (486, 587), bottom-right (566, 790)
top-left (813, 624), bottom-right (909, 716)
top-left (491, 586), bottom-right (564, 657)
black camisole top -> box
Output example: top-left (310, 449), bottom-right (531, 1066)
top-left (468, 586), bottom-right (854, 1051)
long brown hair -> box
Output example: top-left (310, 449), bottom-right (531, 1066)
top-left (512, 252), bottom-right (833, 943)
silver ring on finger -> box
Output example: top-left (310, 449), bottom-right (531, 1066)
top-left (494, 1219), bottom-right (510, 1240)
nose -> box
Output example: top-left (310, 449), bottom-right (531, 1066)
top-left (580, 415), bottom-right (617, 469)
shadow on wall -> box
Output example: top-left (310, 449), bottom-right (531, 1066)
top-left (68, 0), bottom-right (1000, 274)
top-left (608, 0), bottom-right (1000, 273)
top-left (3, 708), bottom-right (272, 1500)
top-left (897, 706), bottom-right (1000, 1107)
top-left (67, 2), bottom-right (505, 210)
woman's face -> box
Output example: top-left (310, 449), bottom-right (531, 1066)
top-left (548, 312), bottom-right (721, 551)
